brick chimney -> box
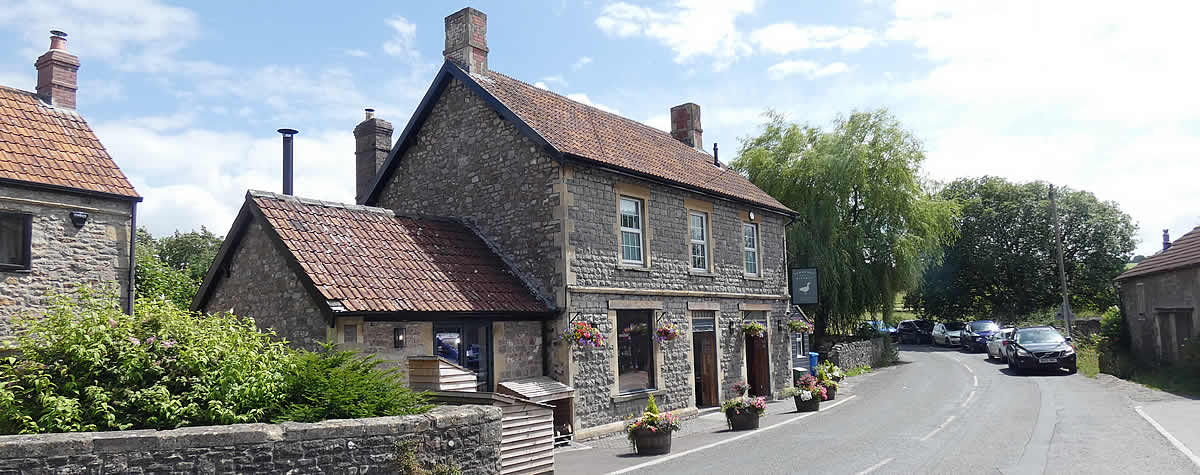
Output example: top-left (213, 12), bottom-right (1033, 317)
top-left (1163, 229), bottom-right (1171, 252)
top-left (670, 103), bottom-right (703, 152)
top-left (444, 7), bottom-right (488, 74)
top-left (35, 30), bottom-right (80, 110)
top-left (354, 108), bottom-right (394, 203)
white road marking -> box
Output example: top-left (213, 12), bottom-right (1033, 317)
top-left (856, 457), bottom-right (894, 475)
top-left (606, 395), bottom-right (858, 475)
top-left (961, 362), bottom-right (975, 374)
top-left (973, 375), bottom-right (979, 387)
top-left (920, 415), bottom-right (956, 442)
top-left (1135, 406), bottom-right (1200, 469)
top-left (962, 390), bottom-right (976, 408)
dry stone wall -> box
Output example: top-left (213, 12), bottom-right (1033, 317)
top-left (0, 405), bottom-right (502, 474)
top-left (828, 338), bottom-right (887, 370)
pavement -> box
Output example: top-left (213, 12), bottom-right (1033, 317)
top-left (554, 344), bottom-right (1200, 474)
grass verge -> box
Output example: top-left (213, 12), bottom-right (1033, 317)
top-left (1128, 368), bottom-right (1200, 398)
top-left (844, 365), bottom-right (873, 377)
top-left (1076, 347), bottom-right (1099, 378)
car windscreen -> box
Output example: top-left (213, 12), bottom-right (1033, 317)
top-left (970, 322), bottom-right (999, 332)
top-left (1016, 328), bottom-right (1064, 344)
top-left (945, 322), bottom-right (965, 331)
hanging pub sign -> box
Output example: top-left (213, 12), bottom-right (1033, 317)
top-left (789, 268), bottom-right (819, 305)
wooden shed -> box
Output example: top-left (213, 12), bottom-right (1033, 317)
top-left (497, 376), bottom-right (576, 445)
top-left (428, 391), bottom-right (555, 474)
top-left (407, 355), bottom-right (478, 392)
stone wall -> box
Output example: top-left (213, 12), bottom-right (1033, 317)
top-left (0, 405), bottom-right (502, 475)
top-left (0, 186), bottom-right (133, 337)
top-left (827, 338), bottom-right (888, 370)
top-left (200, 219), bottom-right (329, 351)
top-left (494, 320), bottom-right (543, 382)
top-left (373, 78), bottom-right (562, 307)
top-left (1119, 268), bottom-right (1199, 364)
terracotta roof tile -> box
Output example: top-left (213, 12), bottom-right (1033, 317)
top-left (1117, 227), bottom-right (1200, 280)
top-left (462, 66), bottom-right (792, 214)
top-left (0, 85), bottom-right (138, 198)
top-left (249, 191), bottom-right (549, 314)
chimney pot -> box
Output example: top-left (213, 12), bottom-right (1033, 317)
top-left (444, 7), bottom-right (488, 74)
top-left (1163, 229), bottom-right (1171, 252)
top-left (278, 128), bottom-right (298, 195)
top-left (354, 111), bottom-right (394, 203)
top-left (670, 103), bottom-right (703, 152)
top-left (35, 30), bottom-right (80, 110)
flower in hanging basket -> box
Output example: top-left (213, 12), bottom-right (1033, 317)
top-left (655, 322), bottom-right (681, 342)
top-left (731, 380), bottom-right (749, 397)
top-left (561, 321), bottom-right (605, 347)
top-left (784, 317), bottom-right (813, 334)
top-left (742, 321), bottom-right (767, 338)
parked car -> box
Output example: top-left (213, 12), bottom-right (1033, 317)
top-left (897, 319), bottom-right (934, 344)
top-left (986, 327), bottom-right (1015, 361)
top-left (933, 322), bottom-right (965, 346)
top-left (1005, 326), bottom-right (1077, 374)
top-left (960, 320), bottom-right (1001, 352)
top-left (859, 320), bottom-right (898, 341)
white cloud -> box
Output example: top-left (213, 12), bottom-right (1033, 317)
top-left (566, 93), bottom-right (620, 115)
top-left (345, 49), bottom-right (369, 58)
top-left (750, 23), bottom-right (875, 54)
top-left (643, 114), bottom-right (670, 132)
top-left (571, 56), bottom-right (593, 71)
top-left (541, 75), bottom-right (567, 87)
top-left (595, 0), bottom-right (757, 71)
top-left (534, 81), bottom-right (550, 90)
top-left (383, 16), bottom-right (420, 60)
top-left (766, 60), bottom-right (850, 80)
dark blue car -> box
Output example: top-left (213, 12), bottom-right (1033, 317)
top-left (961, 320), bottom-right (999, 352)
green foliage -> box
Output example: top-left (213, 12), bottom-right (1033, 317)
top-left (0, 288), bottom-right (292, 434)
top-left (155, 227), bottom-right (224, 282)
top-left (134, 227), bottom-right (225, 309)
top-left (879, 336), bottom-right (899, 366)
top-left (906, 177), bottom-right (1136, 320)
top-left (644, 394), bottom-right (659, 415)
top-left (844, 365), bottom-right (873, 377)
top-left (1099, 306), bottom-right (1129, 350)
top-left (394, 440), bottom-right (462, 475)
top-left (1077, 347), bottom-right (1100, 378)
top-left (272, 345), bottom-right (431, 423)
top-left (733, 109), bottom-right (959, 339)
top-left (135, 244), bottom-right (199, 310)
top-left (0, 288), bottom-right (432, 435)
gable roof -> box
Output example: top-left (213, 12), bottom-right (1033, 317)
top-left (194, 191), bottom-right (552, 317)
top-left (0, 85), bottom-right (139, 200)
top-left (363, 61), bottom-right (793, 215)
top-left (1117, 226), bottom-right (1200, 281)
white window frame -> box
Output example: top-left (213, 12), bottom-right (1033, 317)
top-left (743, 222), bottom-right (760, 276)
top-left (688, 211), bottom-right (709, 272)
top-left (620, 196), bottom-right (645, 265)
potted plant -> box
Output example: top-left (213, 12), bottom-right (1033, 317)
top-left (731, 380), bottom-right (749, 397)
top-left (784, 317), bottom-right (813, 334)
top-left (721, 396), bottom-right (767, 430)
top-left (821, 360), bottom-right (845, 382)
top-left (626, 395), bottom-right (681, 455)
top-left (742, 321), bottom-right (766, 338)
top-left (784, 375), bottom-right (824, 412)
top-left (655, 322), bottom-right (681, 342)
top-left (561, 321), bottom-right (605, 348)
top-left (817, 368), bottom-right (840, 400)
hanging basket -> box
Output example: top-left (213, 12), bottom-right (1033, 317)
top-left (655, 322), bottom-right (681, 342)
top-left (742, 322), bottom-right (767, 338)
top-left (785, 318), bottom-right (813, 334)
top-left (561, 321), bottom-right (605, 348)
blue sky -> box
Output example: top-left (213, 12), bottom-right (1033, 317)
top-left (1, 0), bottom-right (1195, 256)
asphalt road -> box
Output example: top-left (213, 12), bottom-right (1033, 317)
top-left (558, 344), bottom-right (1199, 474)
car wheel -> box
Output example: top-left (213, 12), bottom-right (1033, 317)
top-left (1066, 363), bottom-right (1077, 374)
top-left (1007, 358), bottom-right (1016, 371)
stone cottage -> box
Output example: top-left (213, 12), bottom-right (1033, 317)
top-left (0, 32), bottom-right (141, 335)
top-left (195, 7), bottom-right (800, 438)
top-left (1115, 228), bottom-right (1199, 365)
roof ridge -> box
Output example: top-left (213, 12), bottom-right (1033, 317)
top-left (247, 189), bottom-right (397, 217)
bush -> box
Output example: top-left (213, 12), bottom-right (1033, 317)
top-left (1099, 305), bottom-right (1128, 350)
top-left (272, 345), bottom-right (430, 423)
top-left (0, 288), bottom-right (432, 435)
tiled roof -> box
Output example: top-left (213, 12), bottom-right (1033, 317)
top-left (462, 66), bottom-right (793, 214)
top-left (249, 191), bottom-right (549, 314)
top-left (1117, 227), bottom-right (1200, 280)
top-left (0, 85), bottom-right (139, 198)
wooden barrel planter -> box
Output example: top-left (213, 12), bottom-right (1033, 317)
top-left (630, 428), bottom-right (672, 455)
top-left (725, 409), bottom-right (761, 431)
top-left (794, 396), bottom-right (820, 413)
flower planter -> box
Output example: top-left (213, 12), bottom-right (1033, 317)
top-left (630, 428), bottom-right (673, 455)
top-left (824, 386), bottom-right (838, 401)
top-left (725, 408), bottom-right (761, 431)
top-left (794, 395), bottom-right (820, 412)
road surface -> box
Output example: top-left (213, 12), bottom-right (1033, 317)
top-left (556, 344), bottom-right (1199, 474)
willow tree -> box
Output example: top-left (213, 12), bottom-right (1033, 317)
top-left (733, 109), bottom-right (958, 341)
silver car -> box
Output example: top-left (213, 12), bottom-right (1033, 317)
top-left (933, 322), bottom-right (965, 346)
top-left (986, 328), bottom-right (1015, 362)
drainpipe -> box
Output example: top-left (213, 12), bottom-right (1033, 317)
top-left (127, 201), bottom-right (137, 314)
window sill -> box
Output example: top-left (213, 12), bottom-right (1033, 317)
top-left (0, 267), bottom-right (31, 274)
top-left (617, 264), bottom-right (651, 272)
top-left (611, 388), bottom-right (664, 403)
top-left (743, 274), bottom-right (764, 281)
top-left (688, 270), bottom-right (715, 278)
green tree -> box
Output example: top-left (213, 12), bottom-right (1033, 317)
top-left (733, 109), bottom-right (959, 341)
top-left (906, 177), bottom-right (1136, 320)
top-left (134, 228), bottom-right (201, 309)
top-left (156, 227), bottom-right (224, 282)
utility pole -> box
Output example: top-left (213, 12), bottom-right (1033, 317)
top-left (1049, 185), bottom-right (1074, 339)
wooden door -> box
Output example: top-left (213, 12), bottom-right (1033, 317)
top-left (693, 331), bottom-right (718, 407)
top-left (746, 334), bottom-right (770, 397)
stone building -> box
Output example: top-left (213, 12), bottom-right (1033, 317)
top-left (1115, 228), bottom-right (1199, 365)
top-left (195, 7), bottom-right (801, 438)
top-left (0, 32), bottom-right (141, 335)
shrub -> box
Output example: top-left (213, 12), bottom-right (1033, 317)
top-left (0, 288), bottom-right (292, 434)
top-left (272, 345), bottom-right (431, 423)
top-left (1099, 306), bottom-right (1128, 350)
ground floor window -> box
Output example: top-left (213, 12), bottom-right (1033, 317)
top-left (0, 212), bottom-right (32, 271)
top-left (617, 310), bottom-right (655, 393)
top-left (435, 322), bottom-right (492, 391)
